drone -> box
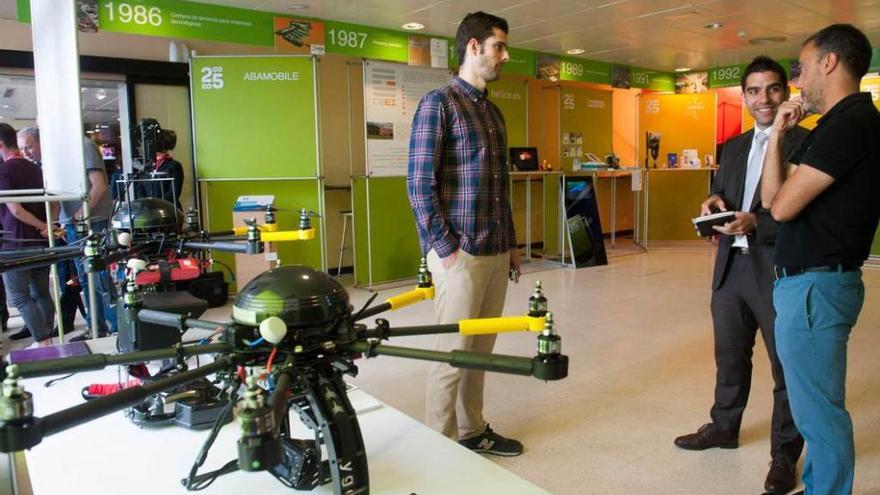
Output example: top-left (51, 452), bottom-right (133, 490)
top-left (0, 188), bottom-right (321, 429)
top-left (0, 189), bottom-right (315, 284)
top-left (0, 253), bottom-right (568, 494)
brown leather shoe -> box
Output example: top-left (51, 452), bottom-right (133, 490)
top-left (674, 423), bottom-right (738, 450)
top-left (764, 456), bottom-right (797, 494)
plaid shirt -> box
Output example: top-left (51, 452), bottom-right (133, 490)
top-left (407, 76), bottom-right (516, 258)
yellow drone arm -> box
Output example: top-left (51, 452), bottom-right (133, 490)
top-left (386, 286), bottom-right (435, 310)
top-left (260, 228), bottom-right (316, 242)
top-left (231, 223), bottom-right (280, 236)
top-left (458, 315), bottom-right (546, 336)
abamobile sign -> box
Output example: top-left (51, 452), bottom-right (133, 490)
top-left (191, 56), bottom-right (318, 180)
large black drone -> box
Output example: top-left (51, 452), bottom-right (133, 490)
top-left (0, 226), bottom-right (568, 494)
top-left (0, 189), bottom-right (315, 283)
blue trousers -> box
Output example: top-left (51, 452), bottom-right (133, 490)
top-left (774, 270), bottom-right (864, 495)
top-left (65, 221), bottom-right (117, 334)
top-left (2, 268), bottom-right (54, 342)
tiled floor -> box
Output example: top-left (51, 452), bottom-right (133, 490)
top-left (343, 247), bottom-right (880, 495)
top-left (3, 247), bottom-right (877, 494)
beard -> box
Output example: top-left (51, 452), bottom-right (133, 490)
top-left (802, 85), bottom-right (823, 114)
top-left (483, 66), bottom-right (500, 82)
top-left (477, 45), bottom-right (502, 82)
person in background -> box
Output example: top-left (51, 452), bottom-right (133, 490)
top-left (17, 127), bottom-right (116, 339)
top-left (0, 154), bottom-right (7, 335)
top-left (675, 56), bottom-right (806, 494)
top-left (17, 127), bottom-right (84, 336)
top-left (0, 123), bottom-right (55, 347)
top-left (407, 11), bottom-right (523, 456)
top-left (761, 24), bottom-right (880, 495)
top-left (144, 128), bottom-right (183, 205)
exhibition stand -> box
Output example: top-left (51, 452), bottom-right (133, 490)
top-left (190, 55), bottom-right (326, 290)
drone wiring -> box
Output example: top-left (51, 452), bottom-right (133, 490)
top-left (265, 347), bottom-right (279, 373)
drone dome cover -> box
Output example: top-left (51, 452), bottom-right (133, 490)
top-left (112, 198), bottom-right (180, 231)
top-left (232, 265), bottom-right (351, 328)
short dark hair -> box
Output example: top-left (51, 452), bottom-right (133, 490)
top-left (804, 23), bottom-right (873, 79)
top-left (0, 123), bottom-right (17, 148)
top-left (156, 128), bottom-right (177, 152)
top-left (740, 55), bottom-right (788, 90)
top-left (455, 11), bottom-right (508, 66)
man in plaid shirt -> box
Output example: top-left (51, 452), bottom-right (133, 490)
top-left (407, 11), bottom-right (522, 457)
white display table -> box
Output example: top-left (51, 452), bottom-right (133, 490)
top-left (20, 338), bottom-right (548, 495)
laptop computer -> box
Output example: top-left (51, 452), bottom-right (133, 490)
top-left (509, 147), bottom-right (539, 171)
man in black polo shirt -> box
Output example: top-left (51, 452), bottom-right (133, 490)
top-left (0, 123), bottom-right (56, 346)
top-left (761, 24), bottom-right (880, 495)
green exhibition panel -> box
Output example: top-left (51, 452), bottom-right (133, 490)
top-left (352, 177), bottom-right (421, 287)
top-left (488, 79), bottom-right (528, 148)
top-left (191, 56), bottom-right (318, 179)
top-left (191, 55), bottom-right (323, 281)
top-left (324, 20), bottom-right (408, 62)
top-left (352, 177), bottom-right (370, 286)
top-left (202, 179), bottom-right (323, 291)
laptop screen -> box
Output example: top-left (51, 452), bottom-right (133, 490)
top-left (509, 147), bottom-right (539, 171)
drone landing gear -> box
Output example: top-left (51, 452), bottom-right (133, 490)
top-left (184, 362), bottom-right (368, 494)
top-left (286, 365), bottom-right (369, 494)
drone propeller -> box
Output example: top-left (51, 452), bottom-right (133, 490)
top-left (0, 237), bottom-right (53, 244)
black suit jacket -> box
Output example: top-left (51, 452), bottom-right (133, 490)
top-left (710, 126), bottom-right (808, 293)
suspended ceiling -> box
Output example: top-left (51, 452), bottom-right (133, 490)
top-left (200, 0), bottom-right (880, 71)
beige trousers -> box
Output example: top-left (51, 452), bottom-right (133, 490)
top-left (424, 248), bottom-right (509, 440)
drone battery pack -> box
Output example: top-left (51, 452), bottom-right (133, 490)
top-left (173, 396), bottom-right (232, 430)
top-left (182, 271), bottom-right (229, 308)
top-left (117, 291), bottom-right (209, 353)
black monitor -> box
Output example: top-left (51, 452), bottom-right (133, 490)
top-left (509, 147), bottom-right (539, 171)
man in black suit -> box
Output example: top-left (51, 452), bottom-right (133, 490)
top-left (675, 56), bottom-right (808, 494)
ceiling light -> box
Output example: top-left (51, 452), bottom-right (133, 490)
top-left (287, 3), bottom-right (309, 11)
top-left (674, 67), bottom-right (691, 72)
top-left (737, 30), bottom-right (748, 38)
top-left (1, 105), bottom-right (8, 109)
top-left (402, 22), bottom-right (424, 31)
top-left (95, 88), bottom-right (108, 100)
top-left (702, 22), bottom-right (724, 29)
top-left (566, 48), bottom-right (585, 55)
top-left (749, 36), bottom-right (787, 45)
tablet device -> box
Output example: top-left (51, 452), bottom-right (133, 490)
top-left (9, 342), bottom-right (92, 364)
top-left (692, 211), bottom-right (736, 237)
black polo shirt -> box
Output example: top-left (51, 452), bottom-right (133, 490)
top-left (776, 92), bottom-right (880, 267)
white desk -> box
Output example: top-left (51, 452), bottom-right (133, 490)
top-left (20, 338), bottom-right (549, 495)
